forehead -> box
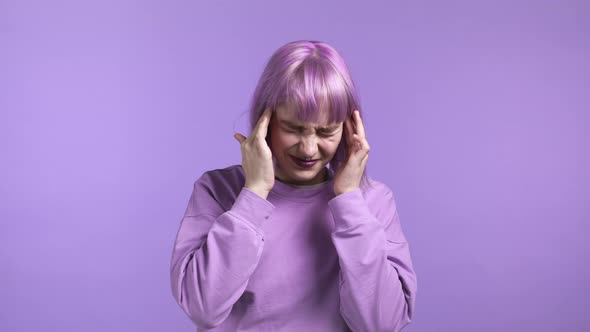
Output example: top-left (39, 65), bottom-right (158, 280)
top-left (275, 104), bottom-right (341, 129)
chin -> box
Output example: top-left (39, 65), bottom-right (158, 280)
top-left (277, 156), bottom-right (326, 176)
top-left (291, 164), bottom-right (326, 178)
top-left (295, 171), bottom-right (319, 179)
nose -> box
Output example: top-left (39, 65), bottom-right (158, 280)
top-left (297, 135), bottom-right (318, 158)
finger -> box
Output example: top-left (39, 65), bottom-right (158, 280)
top-left (353, 110), bottom-right (366, 138)
top-left (354, 134), bottom-right (371, 153)
top-left (344, 115), bottom-right (355, 144)
top-left (346, 115), bottom-right (356, 145)
top-left (253, 107), bottom-right (272, 138)
top-left (352, 134), bottom-right (361, 148)
top-left (234, 133), bottom-right (246, 144)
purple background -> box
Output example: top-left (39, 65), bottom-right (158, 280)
top-left (2, 1), bottom-right (588, 331)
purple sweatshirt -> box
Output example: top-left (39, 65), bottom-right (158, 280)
top-left (170, 164), bottom-right (417, 331)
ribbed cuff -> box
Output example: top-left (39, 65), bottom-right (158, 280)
top-left (328, 189), bottom-right (373, 230)
top-left (229, 187), bottom-right (276, 230)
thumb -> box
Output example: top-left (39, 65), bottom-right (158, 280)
top-left (234, 133), bottom-right (246, 144)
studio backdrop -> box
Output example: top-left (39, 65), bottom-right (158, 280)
top-left (1, 1), bottom-right (588, 331)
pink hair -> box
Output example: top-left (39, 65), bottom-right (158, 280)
top-left (248, 40), bottom-right (372, 191)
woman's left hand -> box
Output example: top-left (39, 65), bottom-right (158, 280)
top-left (333, 110), bottom-right (370, 196)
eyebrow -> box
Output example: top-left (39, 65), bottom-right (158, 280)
top-left (279, 119), bottom-right (340, 130)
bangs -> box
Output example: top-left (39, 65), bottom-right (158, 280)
top-left (279, 58), bottom-right (352, 125)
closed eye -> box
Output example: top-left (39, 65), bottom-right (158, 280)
top-left (284, 126), bottom-right (338, 136)
top-left (286, 128), bottom-right (302, 133)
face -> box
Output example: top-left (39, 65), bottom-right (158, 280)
top-left (268, 103), bottom-right (344, 186)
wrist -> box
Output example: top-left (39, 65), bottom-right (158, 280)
top-left (245, 185), bottom-right (270, 199)
top-left (333, 187), bottom-right (359, 196)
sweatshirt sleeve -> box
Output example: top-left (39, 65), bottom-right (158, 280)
top-left (169, 174), bottom-right (276, 329)
top-left (328, 186), bottom-right (417, 332)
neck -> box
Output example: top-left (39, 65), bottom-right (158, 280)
top-left (274, 167), bottom-right (329, 187)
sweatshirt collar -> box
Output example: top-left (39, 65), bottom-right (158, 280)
top-left (270, 167), bottom-right (335, 201)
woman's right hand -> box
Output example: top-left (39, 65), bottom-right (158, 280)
top-left (233, 107), bottom-right (275, 199)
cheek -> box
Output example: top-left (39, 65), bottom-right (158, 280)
top-left (322, 135), bottom-right (343, 153)
top-left (329, 131), bottom-right (344, 145)
top-left (270, 131), bottom-right (297, 151)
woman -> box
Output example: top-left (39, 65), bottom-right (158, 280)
top-left (170, 40), bottom-right (417, 331)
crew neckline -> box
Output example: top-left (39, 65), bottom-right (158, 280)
top-left (233, 164), bottom-right (335, 202)
top-left (271, 168), bottom-right (335, 201)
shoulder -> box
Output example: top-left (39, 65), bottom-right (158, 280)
top-left (193, 164), bottom-right (246, 210)
top-left (197, 164), bottom-right (245, 187)
top-left (361, 177), bottom-right (399, 218)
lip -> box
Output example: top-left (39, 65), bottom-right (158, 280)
top-left (290, 156), bottom-right (318, 168)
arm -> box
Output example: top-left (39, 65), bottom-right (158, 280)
top-left (328, 187), bottom-right (417, 332)
top-left (169, 175), bottom-right (275, 329)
